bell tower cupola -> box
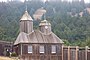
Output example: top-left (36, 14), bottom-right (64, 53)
top-left (20, 10), bottom-right (33, 34)
top-left (39, 20), bottom-right (51, 34)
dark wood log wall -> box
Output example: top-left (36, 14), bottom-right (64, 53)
top-left (0, 42), bottom-right (12, 56)
top-left (16, 44), bottom-right (90, 60)
top-left (0, 44), bottom-right (3, 56)
top-left (19, 43), bottom-right (62, 60)
top-left (87, 50), bottom-right (90, 60)
top-left (78, 49), bottom-right (85, 60)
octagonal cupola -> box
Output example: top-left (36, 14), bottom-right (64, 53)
top-left (39, 20), bottom-right (51, 34)
top-left (20, 10), bottom-right (33, 34)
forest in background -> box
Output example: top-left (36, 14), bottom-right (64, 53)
top-left (0, 0), bottom-right (90, 47)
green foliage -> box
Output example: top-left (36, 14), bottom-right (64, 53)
top-left (11, 52), bottom-right (17, 57)
top-left (62, 39), bottom-right (71, 46)
top-left (86, 38), bottom-right (90, 46)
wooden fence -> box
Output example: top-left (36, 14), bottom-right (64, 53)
top-left (62, 46), bottom-right (90, 60)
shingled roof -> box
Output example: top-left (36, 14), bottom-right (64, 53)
top-left (20, 11), bottom-right (33, 21)
top-left (14, 30), bottom-right (64, 45)
top-left (39, 20), bottom-right (51, 26)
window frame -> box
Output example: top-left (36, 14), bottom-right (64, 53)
top-left (39, 45), bottom-right (44, 53)
top-left (28, 45), bottom-right (33, 53)
top-left (51, 45), bottom-right (56, 53)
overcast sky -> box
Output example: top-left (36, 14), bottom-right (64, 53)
top-left (0, 0), bottom-right (89, 3)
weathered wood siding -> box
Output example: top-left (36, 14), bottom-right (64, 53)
top-left (14, 44), bottom-right (90, 60)
top-left (62, 46), bottom-right (90, 60)
top-left (18, 43), bottom-right (62, 60)
top-left (0, 44), bottom-right (3, 55)
top-left (63, 48), bottom-right (68, 60)
top-left (87, 50), bottom-right (90, 60)
top-left (78, 49), bottom-right (85, 60)
top-left (70, 48), bottom-right (76, 60)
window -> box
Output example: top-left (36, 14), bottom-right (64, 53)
top-left (39, 45), bottom-right (44, 53)
top-left (28, 45), bottom-right (32, 53)
top-left (51, 45), bottom-right (56, 53)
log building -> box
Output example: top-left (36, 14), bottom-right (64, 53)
top-left (14, 10), bottom-right (64, 60)
top-left (0, 40), bottom-right (13, 56)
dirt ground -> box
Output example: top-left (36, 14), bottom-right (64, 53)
top-left (0, 56), bottom-right (19, 60)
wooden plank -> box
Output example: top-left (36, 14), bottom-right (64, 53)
top-left (85, 46), bottom-right (88, 60)
top-left (62, 46), bottom-right (63, 60)
top-left (87, 51), bottom-right (90, 60)
top-left (21, 44), bottom-right (22, 55)
top-left (68, 46), bottom-right (70, 60)
top-left (76, 46), bottom-right (79, 60)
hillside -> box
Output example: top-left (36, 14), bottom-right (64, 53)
top-left (0, 1), bottom-right (90, 46)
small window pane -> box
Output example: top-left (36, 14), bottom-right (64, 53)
top-left (51, 45), bottom-right (56, 53)
top-left (40, 46), bottom-right (44, 53)
top-left (28, 45), bottom-right (32, 53)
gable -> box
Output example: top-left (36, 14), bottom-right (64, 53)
top-left (14, 32), bottom-right (29, 45)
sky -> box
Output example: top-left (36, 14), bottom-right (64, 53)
top-left (0, 0), bottom-right (90, 3)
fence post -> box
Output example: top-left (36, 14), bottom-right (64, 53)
top-left (21, 44), bottom-right (22, 55)
top-left (76, 46), bottom-right (79, 60)
top-left (68, 46), bottom-right (70, 60)
top-left (85, 46), bottom-right (88, 60)
top-left (62, 45), bottom-right (63, 60)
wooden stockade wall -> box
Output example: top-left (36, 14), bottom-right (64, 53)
top-left (62, 46), bottom-right (90, 60)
